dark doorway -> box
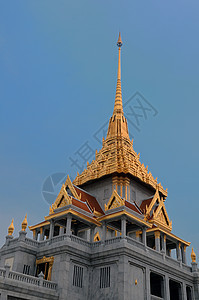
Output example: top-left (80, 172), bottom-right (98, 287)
top-left (150, 272), bottom-right (164, 298)
top-left (186, 286), bottom-right (192, 300)
top-left (36, 262), bottom-right (49, 280)
top-left (169, 280), bottom-right (182, 300)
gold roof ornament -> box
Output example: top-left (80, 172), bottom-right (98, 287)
top-left (21, 214), bottom-right (28, 231)
top-left (73, 34), bottom-right (167, 197)
top-left (8, 219), bottom-right (14, 236)
top-left (191, 248), bottom-right (196, 263)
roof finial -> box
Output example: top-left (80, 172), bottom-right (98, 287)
top-left (113, 32), bottom-right (123, 114)
top-left (191, 247), bottom-right (196, 263)
top-left (21, 214), bottom-right (28, 231)
top-left (8, 219), bottom-right (14, 236)
top-left (117, 32), bottom-right (123, 47)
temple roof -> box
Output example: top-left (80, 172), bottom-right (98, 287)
top-left (73, 33), bottom-right (167, 197)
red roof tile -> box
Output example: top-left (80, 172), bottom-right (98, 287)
top-left (140, 198), bottom-right (153, 213)
top-left (71, 198), bottom-right (92, 213)
top-left (74, 186), bottom-right (104, 215)
top-left (124, 200), bottom-right (142, 215)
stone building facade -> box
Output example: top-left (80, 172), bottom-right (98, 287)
top-left (0, 33), bottom-right (199, 300)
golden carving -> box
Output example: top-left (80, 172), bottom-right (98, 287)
top-left (36, 256), bottom-right (54, 281)
top-left (50, 175), bottom-right (81, 214)
top-left (21, 214), bottom-right (27, 231)
top-left (105, 190), bottom-right (125, 211)
top-left (191, 248), bottom-right (196, 263)
top-left (8, 219), bottom-right (14, 236)
top-left (136, 231), bottom-right (140, 238)
top-left (145, 188), bottom-right (172, 231)
top-left (94, 231), bottom-right (101, 241)
top-left (154, 231), bottom-right (160, 239)
top-left (73, 34), bottom-right (167, 198)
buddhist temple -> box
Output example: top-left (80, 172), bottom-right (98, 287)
top-left (0, 33), bottom-right (198, 300)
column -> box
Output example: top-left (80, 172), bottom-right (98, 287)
top-left (176, 242), bottom-right (182, 261)
top-left (121, 216), bottom-right (126, 238)
top-left (66, 214), bottom-right (72, 236)
top-left (142, 227), bottom-right (147, 247)
top-left (182, 282), bottom-right (187, 300)
top-left (161, 234), bottom-right (166, 253)
top-left (102, 221), bottom-right (107, 242)
top-left (49, 219), bottom-right (55, 239)
top-left (0, 291), bottom-right (8, 300)
top-left (39, 227), bottom-right (44, 241)
top-left (155, 231), bottom-right (160, 252)
top-left (59, 226), bottom-right (65, 236)
top-left (145, 267), bottom-right (150, 300)
top-left (136, 231), bottom-right (140, 241)
top-left (165, 275), bottom-right (170, 300)
top-left (90, 225), bottom-right (95, 242)
top-left (182, 245), bottom-right (187, 264)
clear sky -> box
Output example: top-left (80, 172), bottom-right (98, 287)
top-left (0, 1), bottom-right (199, 262)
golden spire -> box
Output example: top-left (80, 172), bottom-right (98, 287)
top-left (21, 214), bottom-right (28, 231)
top-left (113, 32), bottom-right (123, 115)
top-left (191, 248), bottom-right (196, 263)
top-left (8, 219), bottom-right (14, 236)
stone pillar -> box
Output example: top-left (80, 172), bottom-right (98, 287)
top-left (59, 226), bottom-right (65, 236)
top-left (5, 235), bottom-right (13, 246)
top-left (102, 221), bottom-right (107, 242)
top-left (39, 227), bottom-right (44, 241)
top-left (161, 234), bottom-right (166, 253)
top-left (176, 242), bottom-right (182, 261)
top-left (182, 282), bottom-right (187, 300)
top-left (4, 264), bottom-right (11, 278)
top-left (191, 261), bottom-right (198, 273)
top-left (19, 230), bottom-right (27, 241)
top-left (136, 231), bottom-right (140, 241)
top-left (49, 219), bottom-right (55, 239)
top-left (90, 225), bottom-right (95, 242)
top-left (0, 291), bottom-right (8, 300)
top-left (165, 275), bottom-right (170, 300)
top-left (142, 227), bottom-right (147, 247)
top-left (121, 216), bottom-right (126, 238)
top-left (155, 231), bottom-right (160, 252)
top-left (145, 267), bottom-right (150, 300)
top-left (33, 229), bottom-right (38, 241)
top-left (38, 271), bottom-right (44, 286)
top-left (66, 214), bottom-right (72, 236)
top-left (182, 245), bottom-right (187, 264)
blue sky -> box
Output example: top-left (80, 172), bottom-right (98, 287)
top-left (0, 1), bottom-right (199, 262)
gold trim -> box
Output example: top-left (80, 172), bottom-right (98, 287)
top-left (145, 228), bottom-right (190, 246)
top-left (36, 256), bottom-right (54, 281)
top-left (45, 208), bottom-right (101, 226)
top-left (94, 231), bottom-right (101, 241)
top-left (98, 210), bottom-right (152, 228)
top-left (105, 189), bottom-right (125, 211)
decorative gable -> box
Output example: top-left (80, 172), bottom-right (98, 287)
top-left (142, 187), bottom-right (172, 231)
top-left (104, 190), bottom-right (125, 211)
top-left (50, 175), bottom-right (81, 214)
top-left (94, 231), bottom-right (101, 241)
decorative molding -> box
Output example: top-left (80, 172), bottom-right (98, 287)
top-left (104, 190), bottom-right (125, 211)
top-left (94, 231), bottom-right (101, 242)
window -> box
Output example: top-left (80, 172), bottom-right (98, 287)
top-left (150, 272), bottom-right (164, 298)
top-left (169, 280), bottom-right (182, 300)
top-left (73, 265), bottom-right (83, 288)
top-left (100, 266), bottom-right (110, 288)
top-left (23, 265), bottom-right (30, 275)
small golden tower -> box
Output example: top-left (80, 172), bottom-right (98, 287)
top-left (191, 248), bottom-right (196, 263)
top-left (21, 214), bottom-right (28, 231)
top-left (8, 219), bottom-right (14, 236)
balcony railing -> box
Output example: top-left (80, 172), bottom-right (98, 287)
top-left (0, 267), bottom-right (57, 291)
